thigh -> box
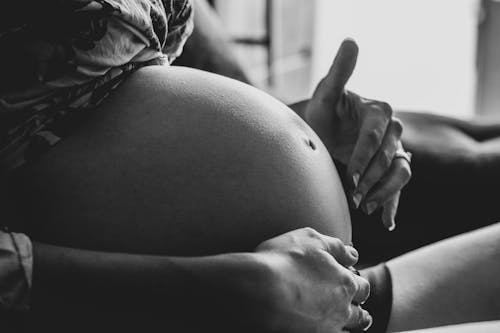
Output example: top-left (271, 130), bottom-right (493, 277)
top-left (10, 66), bottom-right (351, 256)
top-left (387, 223), bottom-right (500, 332)
top-left (400, 321), bottom-right (500, 333)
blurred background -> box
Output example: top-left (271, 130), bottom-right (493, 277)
top-left (170, 0), bottom-right (500, 264)
top-left (209, 0), bottom-right (500, 118)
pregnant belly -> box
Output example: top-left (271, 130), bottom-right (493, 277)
top-left (12, 66), bottom-right (351, 255)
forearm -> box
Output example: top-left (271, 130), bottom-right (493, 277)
top-left (173, 0), bottom-right (252, 84)
top-left (31, 242), bottom-right (268, 331)
top-left (396, 110), bottom-right (500, 141)
top-left (33, 242), bottom-right (187, 308)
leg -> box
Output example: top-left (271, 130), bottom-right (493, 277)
top-left (387, 223), bottom-right (500, 332)
top-left (354, 110), bottom-right (500, 262)
top-left (173, 0), bottom-right (252, 84)
top-left (398, 321), bottom-right (500, 333)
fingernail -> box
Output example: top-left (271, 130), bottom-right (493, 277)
top-left (352, 192), bottom-right (362, 209)
top-left (347, 246), bottom-right (359, 260)
top-left (388, 220), bottom-right (396, 232)
top-left (363, 314), bottom-right (373, 331)
top-left (352, 173), bottom-right (360, 188)
top-left (365, 202), bottom-right (377, 215)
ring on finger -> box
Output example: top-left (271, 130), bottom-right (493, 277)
top-left (393, 150), bottom-right (412, 164)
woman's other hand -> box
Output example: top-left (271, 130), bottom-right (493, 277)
top-left (255, 227), bottom-right (371, 333)
top-left (304, 39), bottom-right (411, 231)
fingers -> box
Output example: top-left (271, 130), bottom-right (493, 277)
top-left (351, 273), bottom-right (371, 305)
top-left (324, 238), bottom-right (359, 268)
top-left (343, 270), bottom-right (372, 330)
top-left (381, 192), bottom-right (401, 231)
top-left (340, 269), bottom-right (370, 307)
top-left (347, 100), bottom-right (392, 189)
top-left (362, 157), bottom-right (411, 216)
top-left (257, 228), bottom-right (360, 267)
top-left (345, 304), bottom-right (373, 331)
top-left (308, 229), bottom-right (359, 267)
top-left (313, 39), bottom-right (359, 106)
top-left (340, 268), bottom-right (371, 331)
top-left (344, 96), bottom-right (411, 231)
top-left (352, 119), bottom-right (403, 208)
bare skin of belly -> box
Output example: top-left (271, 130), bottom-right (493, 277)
top-left (10, 66), bottom-right (351, 256)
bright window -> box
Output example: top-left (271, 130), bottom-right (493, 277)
top-left (312, 0), bottom-right (479, 118)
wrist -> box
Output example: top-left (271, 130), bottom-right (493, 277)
top-left (187, 252), bottom-right (277, 332)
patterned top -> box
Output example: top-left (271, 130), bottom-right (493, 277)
top-left (0, 0), bottom-right (193, 172)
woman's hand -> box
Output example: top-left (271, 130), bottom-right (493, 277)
top-left (304, 39), bottom-right (411, 230)
top-left (30, 228), bottom-right (370, 333)
top-left (255, 228), bottom-right (371, 333)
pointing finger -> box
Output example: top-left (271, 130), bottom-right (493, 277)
top-left (314, 38), bottom-right (359, 105)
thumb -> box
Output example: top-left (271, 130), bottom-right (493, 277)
top-left (314, 38), bottom-right (359, 105)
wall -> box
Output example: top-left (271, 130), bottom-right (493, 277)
top-left (312, 0), bottom-right (479, 118)
top-left (477, 0), bottom-right (500, 115)
top-left (214, 0), bottom-right (315, 103)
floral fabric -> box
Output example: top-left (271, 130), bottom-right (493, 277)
top-left (0, 0), bottom-right (193, 171)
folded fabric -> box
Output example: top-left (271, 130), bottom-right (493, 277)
top-left (0, 0), bottom-right (193, 171)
